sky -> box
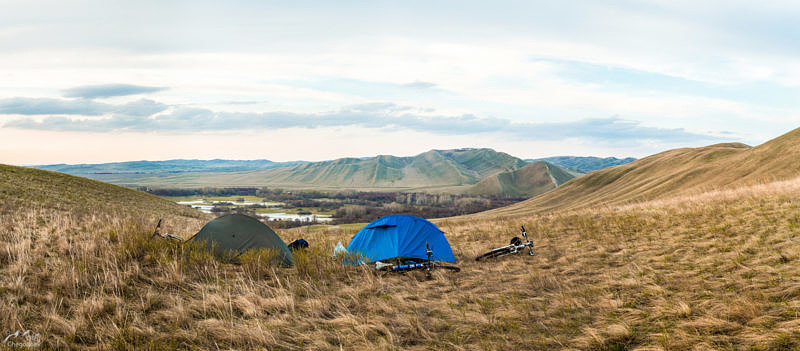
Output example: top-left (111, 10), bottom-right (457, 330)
top-left (1, 0), bottom-right (799, 165)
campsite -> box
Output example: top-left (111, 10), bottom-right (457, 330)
top-left (6, 128), bottom-right (800, 349)
top-left (4, 2), bottom-right (800, 350)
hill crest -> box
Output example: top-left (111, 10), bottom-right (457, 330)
top-left (244, 148), bottom-right (529, 189)
top-left (0, 163), bottom-right (203, 218)
top-left (492, 127), bottom-right (800, 215)
top-left (465, 161), bottom-right (575, 196)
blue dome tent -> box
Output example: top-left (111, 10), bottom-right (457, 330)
top-left (346, 215), bottom-right (455, 264)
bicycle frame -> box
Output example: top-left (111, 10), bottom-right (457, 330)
top-left (151, 219), bottom-right (184, 242)
top-left (374, 242), bottom-right (459, 276)
top-left (519, 225), bottom-right (535, 256)
top-left (475, 225), bottom-right (535, 261)
top-left (376, 261), bottom-right (428, 272)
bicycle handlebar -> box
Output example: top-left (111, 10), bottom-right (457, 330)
top-left (520, 225), bottom-right (535, 256)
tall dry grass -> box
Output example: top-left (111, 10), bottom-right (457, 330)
top-left (3, 176), bottom-right (800, 349)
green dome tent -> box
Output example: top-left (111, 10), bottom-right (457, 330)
top-left (189, 213), bottom-right (294, 267)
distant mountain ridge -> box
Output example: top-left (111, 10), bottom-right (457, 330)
top-left (164, 148), bottom-right (530, 190)
top-left (526, 156), bottom-right (636, 174)
top-left (35, 159), bottom-right (305, 174)
top-left (28, 149), bottom-right (600, 197)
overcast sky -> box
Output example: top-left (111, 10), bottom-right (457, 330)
top-left (2, 0), bottom-right (799, 165)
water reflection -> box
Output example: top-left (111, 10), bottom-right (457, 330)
top-left (175, 198), bottom-right (331, 221)
top-left (256, 212), bottom-right (333, 222)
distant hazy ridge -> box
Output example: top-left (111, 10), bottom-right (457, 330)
top-left (33, 149), bottom-right (582, 196)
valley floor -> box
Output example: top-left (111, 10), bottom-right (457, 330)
top-left (4, 177), bottom-right (800, 349)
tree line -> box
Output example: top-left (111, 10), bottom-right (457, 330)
top-left (144, 187), bottom-right (527, 224)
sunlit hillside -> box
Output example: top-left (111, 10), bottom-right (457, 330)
top-left (492, 127), bottom-right (800, 216)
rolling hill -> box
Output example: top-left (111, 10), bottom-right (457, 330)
top-left (115, 148), bottom-right (533, 191)
top-left (464, 161), bottom-right (575, 196)
top-left (493, 127), bottom-right (800, 215)
top-left (0, 163), bottom-right (204, 217)
top-left (526, 156), bottom-right (636, 174)
top-left (29, 150), bottom-right (593, 198)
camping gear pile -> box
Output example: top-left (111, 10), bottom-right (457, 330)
top-left (156, 213), bottom-right (534, 275)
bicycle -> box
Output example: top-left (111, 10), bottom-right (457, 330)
top-left (475, 225), bottom-right (535, 261)
top-left (152, 219), bottom-right (184, 242)
top-left (374, 242), bottom-right (461, 278)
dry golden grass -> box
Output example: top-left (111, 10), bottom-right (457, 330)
top-left (4, 164), bottom-right (800, 349)
top-left (493, 127), bottom-right (800, 216)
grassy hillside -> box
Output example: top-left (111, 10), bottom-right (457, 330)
top-left (122, 148), bottom-right (529, 191)
top-left (528, 156), bottom-right (636, 174)
top-left (0, 163), bottom-right (204, 218)
top-left (493, 128), bottom-right (800, 216)
top-left (5, 163), bottom-right (800, 348)
top-left (465, 161), bottom-right (575, 196)
top-left (445, 176), bottom-right (800, 349)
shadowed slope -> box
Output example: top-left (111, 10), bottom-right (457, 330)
top-left (465, 161), bottom-right (575, 197)
top-left (491, 127), bottom-right (800, 215)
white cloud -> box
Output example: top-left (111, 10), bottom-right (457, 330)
top-left (1, 1), bottom-right (799, 163)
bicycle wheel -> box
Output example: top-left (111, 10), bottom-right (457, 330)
top-left (475, 247), bottom-right (512, 261)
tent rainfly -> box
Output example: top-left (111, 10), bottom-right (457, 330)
top-left (346, 214), bottom-right (455, 264)
top-left (189, 213), bottom-right (294, 267)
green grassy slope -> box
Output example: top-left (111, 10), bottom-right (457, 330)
top-left (464, 161), bottom-right (575, 196)
top-left (492, 127), bottom-right (800, 215)
top-left (120, 148), bottom-right (528, 191)
top-left (0, 163), bottom-right (203, 218)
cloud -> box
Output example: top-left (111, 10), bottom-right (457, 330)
top-left (62, 84), bottom-right (168, 99)
top-left (2, 100), bottom-right (719, 144)
top-left (0, 97), bottom-right (167, 117)
top-left (112, 99), bottom-right (169, 117)
top-left (0, 97), bottom-right (109, 116)
top-left (402, 81), bottom-right (437, 89)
